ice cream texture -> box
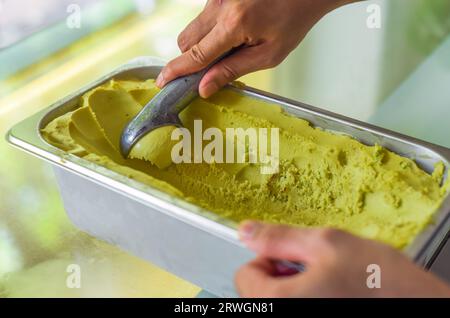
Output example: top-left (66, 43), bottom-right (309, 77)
top-left (41, 79), bottom-right (449, 249)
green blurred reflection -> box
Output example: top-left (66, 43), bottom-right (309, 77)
top-left (0, 0), bottom-right (205, 298)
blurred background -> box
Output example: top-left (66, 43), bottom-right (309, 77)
top-left (1, 0), bottom-right (450, 297)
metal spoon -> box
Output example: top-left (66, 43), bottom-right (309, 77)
top-left (120, 51), bottom-right (235, 158)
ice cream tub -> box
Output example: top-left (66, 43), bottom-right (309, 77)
top-left (6, 57), bottom-right (450, 297)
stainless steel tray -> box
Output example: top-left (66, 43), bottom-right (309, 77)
top-left (6, 57), bottom-right (450, 297)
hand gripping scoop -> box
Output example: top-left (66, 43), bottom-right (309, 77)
top-left (120, 52), bottom-right (233, 158)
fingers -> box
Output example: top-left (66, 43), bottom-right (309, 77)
top-left (235, 257), bottom-right (297, 297)
top-left (198, 44), bottom-right (275, 98)
top-left (238, 221), bottom-right (326, 264)
top-left (177, 3), bottom-right (217, 52)
top-left (235, 222), bottom-right (352, 297)
top-left (157, 24), bottom-right (241, 88)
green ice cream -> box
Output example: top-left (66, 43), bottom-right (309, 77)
top-left (41, 79), bottom-right (449, 249)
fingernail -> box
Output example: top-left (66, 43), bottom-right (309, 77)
top-left (200, 81), bottom-right (218, 98)
top-left (239, 221), bottom-right (260, 241)
top-left (156, 72), bottom-right (164, 87)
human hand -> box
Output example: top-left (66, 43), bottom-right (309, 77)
top-left (157, 0), bottom-right (357, 98)
top-left (235, 221), bottom-right (450, 297)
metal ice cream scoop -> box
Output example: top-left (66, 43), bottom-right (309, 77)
top-left (120, 51), bottom-right (235, 158)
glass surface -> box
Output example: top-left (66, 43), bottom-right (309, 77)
top-left (0, 0), bottom-right (449, 297)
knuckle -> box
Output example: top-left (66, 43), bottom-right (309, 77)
top-left (177, 33), bottom-right (188, 51)
top-left (188, 44), bottom-right (208, 65)
top-left (232, 2), bottom-right (247, 20)
top-left (162, 62), bottom-right (175, 79)
top-left (223, 17), bottom-right (240, 35)
top-left (221, 63), bottom-right (239, 81)
top-left (223, 3), bottom-right (247, 33)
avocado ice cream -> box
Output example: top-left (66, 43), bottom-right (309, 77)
top-left (41, 79), bottom-right (449, 249)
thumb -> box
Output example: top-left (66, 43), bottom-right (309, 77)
top-left (238, 221), bottom-right (320, 264)
top-left (198, 44), bottom-right (274, 98)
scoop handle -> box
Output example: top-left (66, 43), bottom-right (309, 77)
top-left (120, 48), bottom-right (239, 157)
top-left (160, 47), bottom-right (239, 114)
